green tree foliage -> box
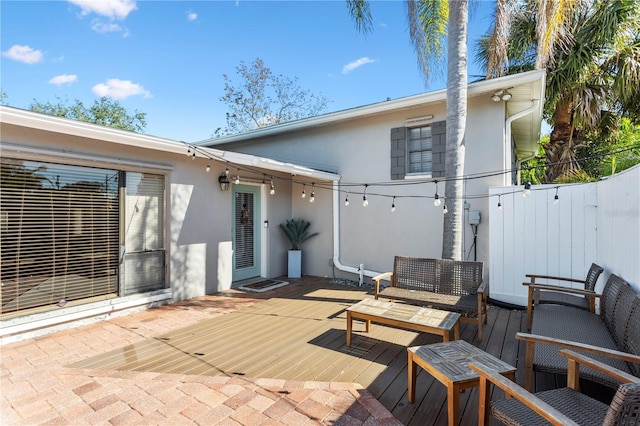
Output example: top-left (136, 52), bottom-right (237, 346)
top-left (521, 120), bottom-right (640, 183)
top-left (29, 96), bottom-right (147, 133)
top-left (577, 118), bottom-right (640, 179)
top-left (217, 58), bottom-right (330, 136)
top-left (478, 0), bottom-right (640, 183)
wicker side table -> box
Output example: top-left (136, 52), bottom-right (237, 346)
top-left (408, 340), bottom-right (516, 426)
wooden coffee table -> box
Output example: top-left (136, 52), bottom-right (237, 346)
top-left (345, 298), bottom-right (461, 346)
top-left (408, 340), bottom-right (516, 426)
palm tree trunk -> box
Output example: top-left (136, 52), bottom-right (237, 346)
top-left (544, 99), bottom-right (580, 183)
top-left (442, 0), bottom-right (468, 261)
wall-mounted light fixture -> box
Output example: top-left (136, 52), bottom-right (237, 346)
top-left (491, 89), bottom-right (512, 102)
top-left (218, 173), bottom-right (230, 191)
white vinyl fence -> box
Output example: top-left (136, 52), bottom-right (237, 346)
top-left (489, 164), bottom-right (640, 307)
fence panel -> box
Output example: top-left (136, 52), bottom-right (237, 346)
top-left (489, 182), bottom-right (597, 306)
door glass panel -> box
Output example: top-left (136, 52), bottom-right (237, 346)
top-left (234, 192), bottom-right (254, 269)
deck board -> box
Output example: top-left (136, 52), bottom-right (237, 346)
top-left (69, 276), bottom-right (599, 425)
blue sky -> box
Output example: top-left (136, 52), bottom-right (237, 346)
top-left (1, 1), bottom-right (498, 143)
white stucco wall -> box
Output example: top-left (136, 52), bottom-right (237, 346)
top-left (1, 123), bottom-right (263, 301)
top-left (210, 96), bottom-right (508, 282)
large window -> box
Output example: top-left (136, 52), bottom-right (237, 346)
top-left (407, 125), bottom-right (433, 174)
top-left (0, 158), bottom-right (166, 317)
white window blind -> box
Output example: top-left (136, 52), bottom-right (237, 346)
top-left (408, 126), bottom-right (433, 174)
top-left (234, 193), bottom-right (254, 269)
top-left (1, 158), bottom-right (119, 315)
top-left (122, 172), bottom-right (166, 294)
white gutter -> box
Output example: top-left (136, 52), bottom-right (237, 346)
top-left (332, 181), bottom-right (381, 283)
top-left (505, 99), bottom-right (540, 186)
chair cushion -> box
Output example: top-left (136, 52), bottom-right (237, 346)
top-left (531, 305), bottom-right (631, 387)
top-left (537, 291), bottom-right (589, 310)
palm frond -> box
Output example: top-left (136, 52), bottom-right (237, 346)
top-left (346, 0), bottom-right (373, 34)
top-left (406, 0), bottom-right (448, 85)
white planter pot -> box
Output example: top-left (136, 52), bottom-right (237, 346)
top-left (288, 250), bottom-right (302, 278)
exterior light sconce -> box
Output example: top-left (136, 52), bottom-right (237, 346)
top-left (491, 89), bottom-right (512, 102)
top-left (218, 173), bottom-right (230, 191)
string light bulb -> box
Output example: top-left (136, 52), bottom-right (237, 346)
top-left (192, 151), bottom-right (196, 160)
top-left (234, 170), bottom-right (240, 185)
top-left (497, 195), bottom-right (502, 210)
top-left (433, 180), bottom-right (441, 206)
top-left (206, 161), bottom-right (211, 173)
top-left (309, 183), bottom-right (315, 203)
top-left (187, 146), bottom-right (191, 156)
top-left (301, 184), bottom-right (306, 199)
top-left (523, 181), bottom-right (531, 197)
top-left (344, 193), bottom-right (350, 206)
top-left (225, 164), bottom-right (229, 175)
top-left (391, 197), bottom-right (396, 212)
top-left (443, 204), bottom-right (448, 214)
top-left (269, 179), bottom-right (275, 195)
top-left (362, 184), bottom-right (369, 207)
top-left (554, 187), bottom-right (559, 204)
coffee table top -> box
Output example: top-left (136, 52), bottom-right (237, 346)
top-left (408, 340), bottom-right (516, 383)
top-left (347, 298), bottom-right (461, 331)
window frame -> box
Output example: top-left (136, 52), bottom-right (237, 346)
top-left (405, 124), bottom-right (434, 178)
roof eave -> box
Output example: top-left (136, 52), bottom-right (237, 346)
top-left (0, 106), bottom-right (340, 182)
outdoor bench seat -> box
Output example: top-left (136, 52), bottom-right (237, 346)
top-left (373, 256), bottom-right (486, 340)
top-left (517, 273), bottom-right (640, 391)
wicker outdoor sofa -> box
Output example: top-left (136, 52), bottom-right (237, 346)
top-left (373, 256), bottom-right (487, 340)
top-left (517, 273), bottom-right (640, 391)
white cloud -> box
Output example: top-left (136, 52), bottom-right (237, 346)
top-left (92, 78), bottom-right (151, 100)
top-left (187, 11), bottom-right (197, 21)
top-left (68, 0), bottom-right (137, 20)
top-left (342, 57), bottom-right (376, 74)
top-left (2, 45), bottom-right (43, 64)
top-left (91, 21), bottom-right (122, 33)
top-left (49, 74), bottom-right (78, 86)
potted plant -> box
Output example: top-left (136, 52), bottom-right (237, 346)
top-left (279, 218), bottom-right (319, 278)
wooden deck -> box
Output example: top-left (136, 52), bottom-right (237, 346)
top-left (70, 276), bottom-right (609, 425)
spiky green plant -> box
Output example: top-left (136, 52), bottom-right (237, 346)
top-left (279, 218), bottom-right (319, 250)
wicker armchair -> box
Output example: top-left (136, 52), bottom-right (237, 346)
top-left (469, 349), bottom-right (640, 426)
top-left (524, 263), bottom-right (604, 331)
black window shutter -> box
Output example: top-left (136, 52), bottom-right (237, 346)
top-left (431, 121), bottom-right (446, 178)
top-left (390, 127), bottom-right (406, 180)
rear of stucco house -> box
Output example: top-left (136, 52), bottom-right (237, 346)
top-left (0, 69), bottom-right (545, 342)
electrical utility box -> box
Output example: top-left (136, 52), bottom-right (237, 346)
top-left (469, 210), bottom-right (481, 225)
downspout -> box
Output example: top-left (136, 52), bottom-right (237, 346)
top-left (505, 99), bottom-right (540, 186)
top-left (332, 181), bottom-right (381, 283)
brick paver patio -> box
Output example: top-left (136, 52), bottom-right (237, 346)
top-left (1, 290), bottom-right (402, 425)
